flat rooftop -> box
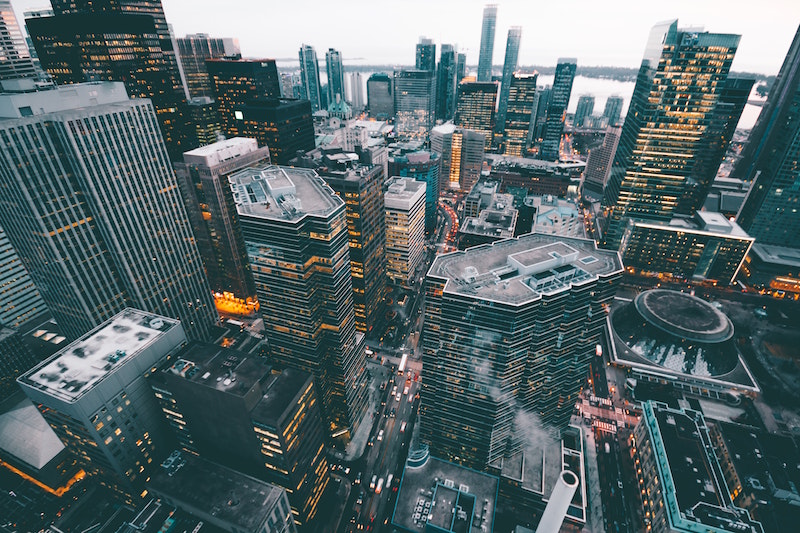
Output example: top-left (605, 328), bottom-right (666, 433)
top-left (750, 243), bottom-right (800, 268)
top-left (19, 309), bottom-right (179, 402)
top-left (635, 290), bottom-right (733, 343)
top-left (642, 402), bottom-right (764, 532)
top-left (251, 367), bottom-right (313, 426)
top-left (636, 212), bottom-right (752, 240)
top-left (182, 137), bottom-right (260, 167)
top-left (392, 456), bottom-right (498, 533)
top-left (148, 451), bottom-right (284, 532)
top-left (428, 233), bottom-right (622, 305)
top-left (229, 165), bottom-right (342, 222)
top-left (161, 342), bottom-right (268, 398)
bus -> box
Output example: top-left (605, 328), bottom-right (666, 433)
top-left (398, 352), bottom-right (408, 375)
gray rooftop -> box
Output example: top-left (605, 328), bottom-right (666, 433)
top-left (182, 137), bottom-right (260, 167)
top-left (393, 456), bottom-right (498, 533)
top-left (148, 451), bottom-right (285, 532)
top-left (385, 177), bottom-right (426, 210)
top-left (428, 233), bottom-right (622, 305)
top-left (0, 397), bottom-right (64, 470)
top-left (0, 82), bottom-right (130, 120)
top-left (750, 243), bottom-right (800, 268)
top-left (19, 309), bottom-right (179, 402)
top-left (229, 165), bottom-right (343, 222)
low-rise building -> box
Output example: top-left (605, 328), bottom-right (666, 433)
top-left (739, 243), bottom-right (800, 298)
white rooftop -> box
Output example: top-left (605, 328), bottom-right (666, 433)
top-left (0, 398), bottom-right (64, 470)
top-left (0, 82), bottom-right (130, 120)
top-left (20, 309), bottom-right (179, 402)
top-left (182, 137), bottom-right (260, 167)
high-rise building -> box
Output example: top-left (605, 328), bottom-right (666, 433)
top-left (185, 97), bottom-right (223, 148)
top-left (631, 402), bottom-right (764, 533)
top-left (0, 1), bottom-right (37, 86)
top-left (0, 327), bottom-right (37, 399)
top-left (205, 57), bottom-right (281, 138)
top-left (147, 451), bottom-right (297, 533)
top-left (431, 123), bottom-right (486, 192)
top-left (0, 225), bottom-right (47, 329)
top-left (318, 162), bottom-right (387, 334)
top-left (420, 234), bottom-right (621, 469)
top-left (27, 6), bottom-right (189, 158)
top-left (389, 151), bottom-right (441, 235)
top-left (325, 47), bottom-right (345, 106)
top-left (602, 95), bottom-right (624, 126)
top-left (174, 138), bottom-right (271, 305)
top-left (233, 98), bottom-right (315, 165)
top-left (176, 33), bottom-right (240, 99)
top-left (677, 75), bottom-right (753, 215)
top-left (17, 309), bottom-right (187, 500)
top-left (367, 72), bottom-right (393, 118)
top-left (298, 44), bottom-right (322, 112)
top-left (540, 58), bottom-right (577, 161)
top-left (230, 165), bottom-right (369, 444)
top-left (573, 95), bottom-right (594, 128)
top-left (0, 83), bottom-right (217, 341)
top-left (602, 21), bottom-right (740, 249)
top-left (436, 44), bottom-right (458, 121)
top-left (733, 24), bottom-right (800, 249)
top-left (416, 37), bottom-right (436, 71)
top-left (531, 85), bottom-right (551, 146)
top-left (496, 27), bottom-right (522, 135)
top-left (149, 342), bottom-right (329, 527)
top-left (455, 81), bottom-right (498, 149)
top-left (582, 126), bottom-right (622, 196)
top-left (384, 178), bottom-right (427, 284)
top-left (456, 52), bottom-right (467, 83)
top-left (501, 73), bottom-right (538, 156)
top-left (346, 71), bottom-right (364, 110)
top-left (393, 69), bottom-right (436, 137)
top-left (477, 4), bottom-right (498, 82)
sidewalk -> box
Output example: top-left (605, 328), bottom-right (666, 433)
top-left (577, 415), bottom-right (605, 532)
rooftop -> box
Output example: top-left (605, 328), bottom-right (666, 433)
top-left (636, 212), bottom-right (752, 240)
top-left (19, 309), bottom-right (179, 402)
top-left (641, 402), bottom-right (763, 533)
top-left (229, 165), bottom-right (343, 222)
top-left (392, 456), bottom-right (498, 533)
top-left (148, 451), bottom-right (285, 533)
top-left (750, 243), bottom-right (800, 268)
top-left (635, 290), bottom-right (733, 343)
top-left (251, 367), bottom-right (313, 426)
top-left (0, 396), bottom-right (64, 470)
top-left (182, 137), bottom-right (260, 167)
top-left (428, 234), bottom-right (622, 305)
top-left (385, 177), bottom-right (426, 209)
top-left (461, 194), bottom-right (518, 239)
top-left (0, 82), bottom-right (129, 120)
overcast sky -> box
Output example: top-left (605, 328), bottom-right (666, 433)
top-left (12, 0), bottom-right (800, 75)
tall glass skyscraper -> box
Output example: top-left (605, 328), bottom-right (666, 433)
top-left (177, 33), bottom-right (241, 99)
top-left (230, 165), bottom-right (369, 445)
top-left (393, 69), bottom-right (436, 137)
top-left (455, 81), bottom-right (498, 149)
top-left (602, 20), bottom-right (740, 249)
top-left (602, 95), bottom-right (624, 126)
top-left (477, 4), bottom-right (498, 82)
top-left (574, 94), bottom-right (595, 128)
top-left (415, 37), bottom-right (436, 71)
top-left (436, 44), bottom-right (458, 120)
top-left (733, 24), bottom-right (800, 249)
top-left (325, 47), bottom-right (345, 105)
top-left (501, 73), bottom-right (538, 156)
top-left (0, 1), bottom-right (37, 84)
top-left (299, 44), bottom-right (322, 112)
top-left (367, 72), bottom-right (393, 118)
top-left (540, 58), bottom-right (577, 161)
top-left (496, 27), bottom-right (522, 135)
top-left (0, 83), bottom-right (218, 341)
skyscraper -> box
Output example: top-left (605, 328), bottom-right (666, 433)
top-left (234, 98), bottom-right (315, 165)
top-left (230, 165), bottom-right (369, 444)
top-left (733, 24), bottom-right (800, 248)
top-left (384, 178), bottom-right (427, 284)
top-left (0, 83), bottom-right (217, 341)
top-left (0, 225), bottom-right (47, 329)
top-left (174, 138), bottom-right (271, 305)
top-left (415, 37), bottom-right (436, 71)
top-left (0, 1), bottom-right (37, 85)
top-left (149, 343), bottom-right (329, 526)
top-left (456, 52), bottom-right (467, 83)
top-left (393, 69), bottom-right (436, 137)
top-left (602, 95), bottom-right (624, 126)
top-left (420, 234), bottom-right (621, 469)
top-left (325, 47), bottom-right (345, 105)
top-left (367, 72), bottom-right (393, 118)
top-left (602, 21), bottom-right (740, 249)
top-left (0, 327), bottom-right (37, 399)
top-left (185, 97), bottom-right (223, 148)
top-left (455, 81), bottom-right (498, 148)
top-left (436, 44), bottom-right (458, 121)
top-left (17, 309), bottom-right (187, 500)
top-left (27, 4), bottom-right (189, 158)
top-left (540, 58), bottom-right (577, 161)
top-left (298, 44), bottom-right (322, 112)
top-left (431, 123), bottom-right (486, 192)
top-left (346, 71), bottom-right (364, 110)
top-left (501, 73), bottom-right (538, 156)
top-left (318, 162), bottom-right (387, 334)
top-left (496, 27), bottom-right (522, 135)
top-left (573, 94), bottom-right (595, 128)
top-left (477, 4), bottom-right (498, 82)
top-left (205, 57), bottom-right (281, 138)
top-left (176, 33), bottom-right (240, 99)
top-left (582, 126), bottom-right (622, 196)
top-left (389, 151), bottom-right (441, 235)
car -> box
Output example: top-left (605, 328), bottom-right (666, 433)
top-left (355, 472), bottom-right (362, 484)
top-left (408, 393), bottom-right (413, 403)
top-left (396, 392), bottom-right (402, 402)
top-left (403, 386), bottom-right (410, 395)
top-left (400, 422), bottom-right (407, 432)
top-left (368, 436), bottom-right (375, 447)
top-left (369, 475), bottom-right (377, 490)
top-left (377, 429), bottom-right (384, 441)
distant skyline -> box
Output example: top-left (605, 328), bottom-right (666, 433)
top-left (12, 0), bottom-right (800, 75)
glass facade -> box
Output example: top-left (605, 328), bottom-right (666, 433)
top-left (298, 44), bottom-right (322, 113)
top-left (540, 59), bottom-right (576, 161)
top-left (455, 81), bottom-right (498, 149)
top-left (325, 48), bottom-right (345, 105)
top-left (501, 73), bottom-right (538, 157)
top-left (393, 69), bottom-right (436, 137)
top-left (0, 225), bottom-right (47, 328)
top-left (496, 27), bottom-right (522, 136)
top-left (435, 44), bottom-right (457, 121)
top-left (177, 34), bottom-right (240, 99)
top-left (477, 4), bottom-right (497, 82)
